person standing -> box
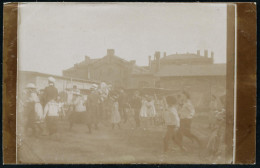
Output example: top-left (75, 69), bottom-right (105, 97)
top-left (43, 98), bottom-right (60, 139)
top-left (146, 96), bottom-right (156, 126)
top-left (87, 84), bottom-right (100, 130)
top-left (110, 95), bottom-right (121, 129)
top-left (178, 91), bottom-right (201, 148)
top-left (140, 96), bottom-right (148, 129)
top-left (69, 93), bottom-right (86, 129)
top-left (43, 77), bottom-right (58, 107)
top-left (22, 83), bottom-right (44, 137)
top-left (209, 95), bottom-right (222, 129)
top-left (130, 91), bottom-right (142, 128)
top-left (163, 96), bottom-right (184, 152)
top-left (118, 89), bottom-right (128, 123)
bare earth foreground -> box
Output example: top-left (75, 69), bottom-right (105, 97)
top-left (18, 115), bottom-right (225, 164)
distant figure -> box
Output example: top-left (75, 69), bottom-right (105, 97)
top-left (86, 84), bottom-right (100, 130)
top-left (22, 83), bottom-right (44, 137)
top-left (178, 91), bottom-right (201, 148)
top-left (146, 96), bottom-right (156, 126)
top-left (43, 98), bottom-right (60, 139)
top-left (43, 77), bottom-right (58, 106)
top-left (140, 96), bottom-right (148, 129)
top-left (209, 95), bottom-right (222, 129)
top-left (69, 92), bottom-right (87, 130)
top-left (130, 91), bottom-right (142, 128)
top-left (110, 95), bottom-right (121, 129)
top-left (118, 89), bottom-right (128, 123)
top-left (163, 96), bottom-right (184, 152)
top-left (206, 94), bottom-right (226, 160)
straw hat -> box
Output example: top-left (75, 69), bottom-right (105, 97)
top-left (26, 83), bottom-right (36, 89)
top-left (48, 76), bottom-right (55, 83)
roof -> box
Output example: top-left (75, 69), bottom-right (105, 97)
top-left (160, 53), bottom-right (201, 60)
top-left (19, 71), bottom-right (100, 84)
top-left (155, 64), bottom-right (226, 77)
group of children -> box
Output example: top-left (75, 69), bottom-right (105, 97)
top-left (19, 77), bottom-right (226, 157)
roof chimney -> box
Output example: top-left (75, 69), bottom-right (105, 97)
top-left (85, 56), bottom-right (90, 62)
top-left (204, 50), bottom-right (208, 58)
top-left (148, 56), bottom-right (152, 69)
top-left (211, 51), bottom-right (214, 58)
top-left (107, 49), bottom-right (115, 56)
top-left (211, 51), bottom-right (214, 63)
top-left (154, 51), bottom-right (160, 72)
top-left (197, 50), bottom-right (200, 56)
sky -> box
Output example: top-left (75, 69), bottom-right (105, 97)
top-left (18, 3), bottom-right (227, 76)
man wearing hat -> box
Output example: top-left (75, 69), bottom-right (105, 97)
top-left (22, 83), bottom-right (43, 137)
top-left (43, 77), bottom-right (58, 107)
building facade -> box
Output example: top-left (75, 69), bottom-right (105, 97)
top-left (62, 49), bottom-right (226, 111)
top-left (63, 49), bottom-right (148, 88)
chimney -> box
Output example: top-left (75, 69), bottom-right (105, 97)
top-left (197, 50), bottom-right (200, 56)
top-left (164, 52), bottom-right (167, 58)
top-left (148, 56), bottom-right (152, 68)
top-left (154, 51), bottom-right (161, 72)
top-left (211, 51), bottom-right (214, 63)
top-left (211, 51), bottom-right (214, 58)
top-left (204, 50), bottom-right (208, 58)
top-left (85, 56), bottom-right (90, 62)
top-left (107, 49), bottom-right (115, 56)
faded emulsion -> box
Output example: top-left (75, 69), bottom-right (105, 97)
top-left (13, 2), bottom-right (240, 164)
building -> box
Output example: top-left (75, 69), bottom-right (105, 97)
top-left (63, 49), bottom-right (148, 88)
top-left (18, 71), bottom-right (99, 93)
top-left (155, 64), bottom-right (226, 110)
top-left (62, 49), bottom-right (226, 111)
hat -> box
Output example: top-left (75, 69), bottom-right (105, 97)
top-left (26, 83), bottom-right (36, 89)
top-left (90, 84), bottom-right (98, 90)
top-left (48, 77), bottom-right (55, 83)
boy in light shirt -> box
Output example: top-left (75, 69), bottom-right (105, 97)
top-left (163, 96), bottom-right (186, 152)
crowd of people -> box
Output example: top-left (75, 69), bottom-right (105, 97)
top-left (18, 76), bottom-right (226, 156)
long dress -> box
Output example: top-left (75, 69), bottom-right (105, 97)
top-left (110, 102), bottom-right (121, 124)
top-left (69, 96), bottom-right (86, 124)
top-left (140, 99), bottom-right (148, 117)
top-left (146, 100), bottom-right (156, 117)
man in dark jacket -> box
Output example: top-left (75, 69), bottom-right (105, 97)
top-left (43, 77), bottom-right (58, 106)
top-left (86, 84), bottom-right (100, 131)
top-left (130, 91), bottom-right (142, 127)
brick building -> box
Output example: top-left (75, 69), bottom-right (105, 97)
top-left (62, 49), bottom-right (226, 110)
top-left (63, 49), bottom-right (148, 88)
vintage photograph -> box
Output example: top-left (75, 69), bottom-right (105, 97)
top-left (16, 2), bottom-right (233, 164)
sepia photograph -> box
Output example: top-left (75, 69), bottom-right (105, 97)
top-left (16, 2), bottom-right (235, 164)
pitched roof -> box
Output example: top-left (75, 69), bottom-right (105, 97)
top-left (155, 64), bottom-right (226, 77)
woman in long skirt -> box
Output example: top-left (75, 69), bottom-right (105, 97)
top-left (110, 96), bottom-right (121, 129)
top-left (146, 96), bottom-right (156, 126)
top-left (69, 93), bottom-right (87, 130)
top-left (43, 99), bottom-right (60, 139)
top-left (140, 96), bottom-right (148, 129)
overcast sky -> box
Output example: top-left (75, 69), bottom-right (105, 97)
top-left (18, 3), bottom-right (227, 76)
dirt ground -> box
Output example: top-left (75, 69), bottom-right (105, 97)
top-left (17, 115), bottom-right (226, 164)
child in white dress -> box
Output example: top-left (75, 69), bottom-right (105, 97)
top-left (110, 96), bottom-right (121, 129)
top-left (146, 96), bottom-right (156, 126)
